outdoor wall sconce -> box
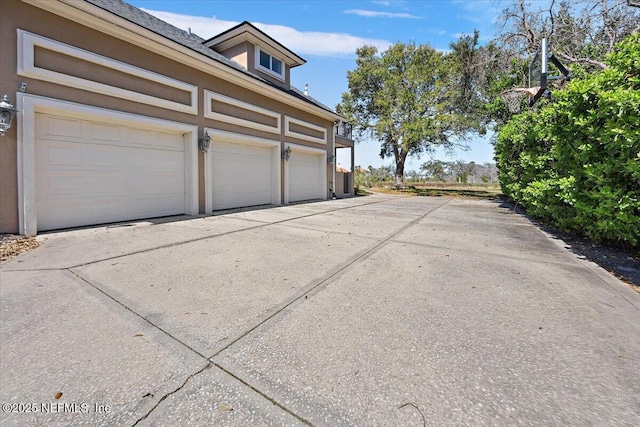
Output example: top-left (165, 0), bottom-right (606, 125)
top-left (281, 145), bottom-right (291, 161)
top-left (327, 154), bottom-right (335, 164)
top-left (198, 130), bottom-right (211, 152)
top-left (0, 95), bottom-right (18, 137)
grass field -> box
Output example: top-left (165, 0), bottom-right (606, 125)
top-left (362, 182), bottom-right (503, 199)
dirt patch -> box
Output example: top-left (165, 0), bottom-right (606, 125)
top-left (1, 234), bottom-right (40, 262)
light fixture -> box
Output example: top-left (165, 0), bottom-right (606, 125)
top-left (199, 130), bottom-right (211, 152)
top-left (0, 95), bottom-right (18, 137)
top-left (281, 145), bottom-right (291, 161)
top-left (327, 154), bottom-right (335, 164)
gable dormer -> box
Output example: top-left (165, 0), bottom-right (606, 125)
top-left (203, 21), bottom-right (306, 89)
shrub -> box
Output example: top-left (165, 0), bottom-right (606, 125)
top-left (495, 33), bottom-right (640, 247)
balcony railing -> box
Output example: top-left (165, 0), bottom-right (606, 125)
top-left (335, 122), bottom-right (353, 139)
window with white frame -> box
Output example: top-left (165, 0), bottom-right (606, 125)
top-left (257, 47), bottom-right (284, 79)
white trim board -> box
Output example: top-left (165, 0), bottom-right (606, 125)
top-left (204, 90), bottom-right (281, 134)
top-left (203, 129), bottom-right (281, 213)
top-left (17, 30), bottom-right (198, 115)
top-left (17, 93), bottom-right (199, 235)
top-left (284, 116), bottom-right (327, 145)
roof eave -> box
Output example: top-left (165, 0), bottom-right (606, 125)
top-left (21, 0), bottom-right (341, 121)
top-left (204, 21), bottom-right (306, 67)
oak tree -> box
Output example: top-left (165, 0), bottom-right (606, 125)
top-left (338, 42), bottom-right (485, 187)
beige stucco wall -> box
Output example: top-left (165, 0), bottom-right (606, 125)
top-left (0, 0), bottom-right (339, 233)
top-left (335, 172), bottom-right (345, 196)
top-left (219, 42), bottom-right (250, 69)
top-left (335, 172), bottom-right (354, 198)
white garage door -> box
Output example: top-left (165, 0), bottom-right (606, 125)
top-left (211, 140), bottom-right (276, 210)
top-left (288, 149), bottom-right (326, 202)
top-left (35, 112), bottom-right (186, 231)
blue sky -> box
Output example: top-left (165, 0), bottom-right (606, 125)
top-left (127, 0), bottom-right (502, 171)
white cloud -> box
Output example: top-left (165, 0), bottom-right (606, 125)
top-left (343, 9), bottom-right (421, 19)
top-left (429, 29), bottom-right (447, 36)
top-left (372, 1), bottom-right (391, 5)
top-left (142, 9), bottom-right (392, 57)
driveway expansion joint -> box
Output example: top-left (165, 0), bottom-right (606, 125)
top-left (68, 269), bottom-right (210, 360)
top-left (210, 362), bottom-right (315, 426)
top-left (208, 197), bottom-right (454, 361)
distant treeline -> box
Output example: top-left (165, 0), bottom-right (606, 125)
top-left (356, 160), bottom-right (498, 187)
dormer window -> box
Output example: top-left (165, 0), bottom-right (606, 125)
top-left (257, 47), bottom-right (284, 80)
top-left (204, 21), bottom-right (306, 87)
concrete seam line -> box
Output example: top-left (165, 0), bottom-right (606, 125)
top-left (67, 270), bottom-right (312, 426)
top-left (211, 362), bottom-right (315, 426)
top-left (63, 197), bottom-right (441, 426)
top-left (67, 269), bottom-right (209, 360)
top-left (208, 197), bottom-right (454, 359)
top-left (67, 269), bottom-right (223, 425)
top-left (12, 196), bottom-right (403, 272)
top-left (266, 223), bottom-right (383, 242)
top-left (198, 198), bottom-right (453, 424)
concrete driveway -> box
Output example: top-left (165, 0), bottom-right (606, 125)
top-left (1, 194), bottom-right (639, 426)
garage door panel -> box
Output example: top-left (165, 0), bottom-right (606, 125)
top-left (86, 145), bottom-right (127, 170)
top-left (126, 172), bottom-right (157, 193)
top-left (37, 200), bottom-right (89, 230)
top-left (157, 173), bottom-right (185, 193)
top-left (37, 141), bottom-right (83, 168)
top-left (128, 197), bottom-right (158, 217)
top-left (126, 127), bottom-right (154, 145)
top-left (90, 199), bottom-right (126, 221)
top-left (87, 122), bottom-right (122, 143)
top-left (86, 173), bottom-right (127, 195)
top-left (154, 131), bottom-right (184, 150)
top-left (36, 115), bottom-right (83, 140)
top-left (36, 113), bottom-right (186, 231)
top-left (211, 140), bottom-right (276, 211)
top-left (37, 172), bottom-right (85, 197)
top-left (157, 195), bottom-right (184, 213)
top-left (152, 150), bottom-right (183, 170)
top-left (123, 148), bottom-right (153, 170)
top-left (289, 150), bottom-right (325, 202)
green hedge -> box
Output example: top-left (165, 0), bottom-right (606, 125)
top-left (495, 33), bottom-right (640, 247)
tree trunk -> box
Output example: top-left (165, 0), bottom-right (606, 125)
top-left (395, 158), bottom-right (405, 188)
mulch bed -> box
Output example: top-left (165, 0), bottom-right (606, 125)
top-left (0, 234), bottom-right (40, 262)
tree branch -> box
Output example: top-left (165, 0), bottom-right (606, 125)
top-left (554, 51), bottom-right (608, 69)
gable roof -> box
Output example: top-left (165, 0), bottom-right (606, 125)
top-left (204, 21), bottom-right (306, 68)
top-left (83, 0), bottom-right (337, 117)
